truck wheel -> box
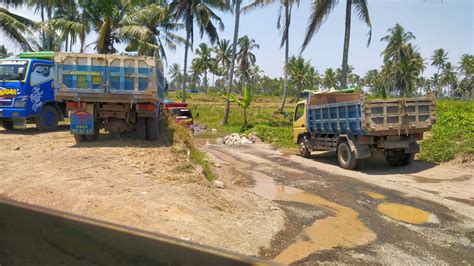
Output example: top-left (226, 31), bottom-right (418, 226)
top-left (0, 119), bottom-right (14, 130)
top-left (146, 116), bottom-right (159, 141)
top-left (337, 141), bottom-right (357, 170)
top-left (298, 135), bottom-right (311, 158)
top-left (401, 153), bottom-right (415, 166)
top-left (74, 134), bottom-right (86, 143)
top-left (36, 105), bottom-right (59, 131)
top-left (136, 117), bottom-right (147, 140)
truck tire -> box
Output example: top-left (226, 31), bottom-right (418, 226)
top-left (35, 105), bottom-right (59, 131)
top-left (298, 135), bottom-right (311, 158)
top-left (146, 116), bottom-right (159, 141)
top-left (74, 134), bottom-right (86, 143)
top-left (386, 150), bottom-right (414, 167)
top-left (136, 117), bottom-right (147, 140)
top-left (337, 141), bottom-right (357, 170)
top-left (0, 119), bottom-right (14, 130)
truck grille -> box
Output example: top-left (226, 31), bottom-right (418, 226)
top-left (0, 97), bottom-right (13, 107)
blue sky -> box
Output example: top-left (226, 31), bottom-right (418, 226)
top-left (2, 0), bottom-right (473, 78)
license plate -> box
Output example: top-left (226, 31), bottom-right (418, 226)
top-left (70, 110), bottom-right (94, 135)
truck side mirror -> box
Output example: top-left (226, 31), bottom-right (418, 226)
top-left (18, 67), bottom-right (25, 81)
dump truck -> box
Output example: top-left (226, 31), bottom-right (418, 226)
top-left (54, 53), bottom-right (166, 142)
top-left (0, 52), bottom-right (67, 131)
top-left (292, 92), bottom-right (436, 169)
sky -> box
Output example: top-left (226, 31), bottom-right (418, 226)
top-left (2, 0), bottom-right (473, 79)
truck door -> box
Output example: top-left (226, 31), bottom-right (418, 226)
top-left (29, 63), bottom-right (54, 115)
top-left (292, 102), bottom-right (308, 143)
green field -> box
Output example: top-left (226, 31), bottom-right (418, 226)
top-left (175, 92), bottom-right (474, 163)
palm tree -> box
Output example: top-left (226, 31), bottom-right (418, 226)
top-left (214, 39), bottom-right (232, 76)
top-left (223, 0), bottom-right (242, 125)
top-left (287, 56), bottom-right (311, 94)
top-left (364, 69), bottom-right (385, 98)
top-left (236, 35), bottom-right (259, 90)
top-left (322, 68), bottom-right (337, 89)
top-left (47, 4), bottom-right (90, 52)
top-left (0, 7), bottom-right (35, 51)
top-left (169, 63), bottom-right (182, 89)
top-left (170, 0), bottom-right (227, 102)
top-left (303, 66), bottom-right (320, 89)
top-left (440, 62), bottom-right (457, 97)
top-left (192, 43), bottom-right (216, 93)
top-left (0, 45), bottom-right (13, 58)
top-left (116, 3), bottom-right (184, 59)
top-left (381, 24), bottom-right (424, 97)
top-left (302, 0), bottom-right (371, 90)
top-left (381, 23), bottom-right (415, 63)
top-left (457, 54), bottom-right (473, 98)
top-left (430, 48), bottom-right (448, 96)
top-left (243, 0), bottom-right (300, 113)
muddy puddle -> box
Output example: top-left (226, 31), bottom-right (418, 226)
top-left (364, 191), bottom-right (438, 225)
top-left (250, 172), bottom-right (376, 265)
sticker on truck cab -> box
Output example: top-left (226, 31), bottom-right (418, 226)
top-left (70, 110), bottom-right (94, 135)
top-left (0, 88), bottom-right (18, 97)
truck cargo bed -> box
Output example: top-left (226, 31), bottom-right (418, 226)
top-left (306, 93), bottom-right (435, 136)
top-left (54, 53), bottom-right (165, 103)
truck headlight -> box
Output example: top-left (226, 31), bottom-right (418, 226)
top-left (14, 101), bottom-right (27, 108)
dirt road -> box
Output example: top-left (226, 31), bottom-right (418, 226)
top-left (0, 128), bottom-right (285, 257)
top-left (204, 144), bottom-right (474, 265)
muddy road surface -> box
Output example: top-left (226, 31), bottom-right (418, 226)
top-left (204, 144), bottom-right (474, 265)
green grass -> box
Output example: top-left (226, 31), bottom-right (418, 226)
top-left (419, 99), bottom-right (474, 162)
top-left (179, 92), bottom-right (297, 148)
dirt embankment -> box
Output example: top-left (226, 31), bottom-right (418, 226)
top-left (0, 128), bottom-right (285, 256)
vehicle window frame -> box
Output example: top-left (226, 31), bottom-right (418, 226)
top-left (0, 61), bottom-right (29, 82)
top-left (294, 103), bottom-right (305, 122)
top-left (30, 63), bottom-right (53, 87)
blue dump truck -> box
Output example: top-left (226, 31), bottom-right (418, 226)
top-left (0, 52), bottom-right (67, 131)
top-left (292, 92), bottom-right (436, 169)
top-left (54, 52), bottom-right (165, 142)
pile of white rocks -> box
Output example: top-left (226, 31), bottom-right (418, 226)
top-left (219, 132), bottom-right (262, 146)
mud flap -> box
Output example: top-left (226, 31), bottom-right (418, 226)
top-left (354, 145), bottom-right (372, 159)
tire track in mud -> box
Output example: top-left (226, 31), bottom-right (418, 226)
top-left (204, 144), bottom-right (474, 265)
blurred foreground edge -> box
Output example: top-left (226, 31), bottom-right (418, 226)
top-left (0, 197), bottom-right (277, 266)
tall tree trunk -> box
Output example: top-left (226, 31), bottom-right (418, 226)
top-left (204, 70), bottom-right (208, 94)
top-left (243, 107), bottom-right (247, 130)
top-left (65, 35), bottom-right (69, 52)
top-left (278, 3), bottom-right (290, 113)
top-left (41, 6), bottom-right (45, 50)
top-left (222, 0), bottom-right (241, 125)
top-left (340, 0), bottom-right (352, 89)
top-left (47, 7), bottom-right (53, 50)
top-left (182, 30), bottom-right (191, 103)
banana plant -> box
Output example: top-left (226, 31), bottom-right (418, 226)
top-left (228, 85), bottom-right (252, 130)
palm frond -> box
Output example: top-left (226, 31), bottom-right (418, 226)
top-left (301, 0), bottom-right (338, 51)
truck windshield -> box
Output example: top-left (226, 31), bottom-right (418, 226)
top-left (0, 62), bottom-right (28, 81)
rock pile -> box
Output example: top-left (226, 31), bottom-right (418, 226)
top-left (223, 132), bottom-right (261, 146)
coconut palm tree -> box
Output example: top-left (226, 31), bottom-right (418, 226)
top-left (236, 35), bottom-right (259, 89)
top-left (169, 63), bottom-right (182, 89)
top-left (381, 23), bottom-right (415, 63)
top-left (0, 7), bottom-right (35, 51)
top-left (302, 0), bottom-right (372, 90)
top-left (170, 0), bottom-right (227, 102)
top-left (322, 68), bottom-right (337, 89)
top-left (430, 48), bottom-right (448, 96)
top-left (457, 54), bottom-right (473, 98)
top-left (440, 62), bottom-right (457, 97)
top-left (364, 69), bottom-right (385, 97)
top-left (192, 43), bottom-right (216, 93)
top-left (116, 4), bottom-right (184, 58)
top-left (287, 56), bottom-right (311, 94)
top-left (223, 0), bottom-right (242, 125)
top-left (243, 0), bottom-right (300, 113)
top-left (214, 39), bottom-right (232, 76)
top-left (0, 45), bottom-right (13, 58)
